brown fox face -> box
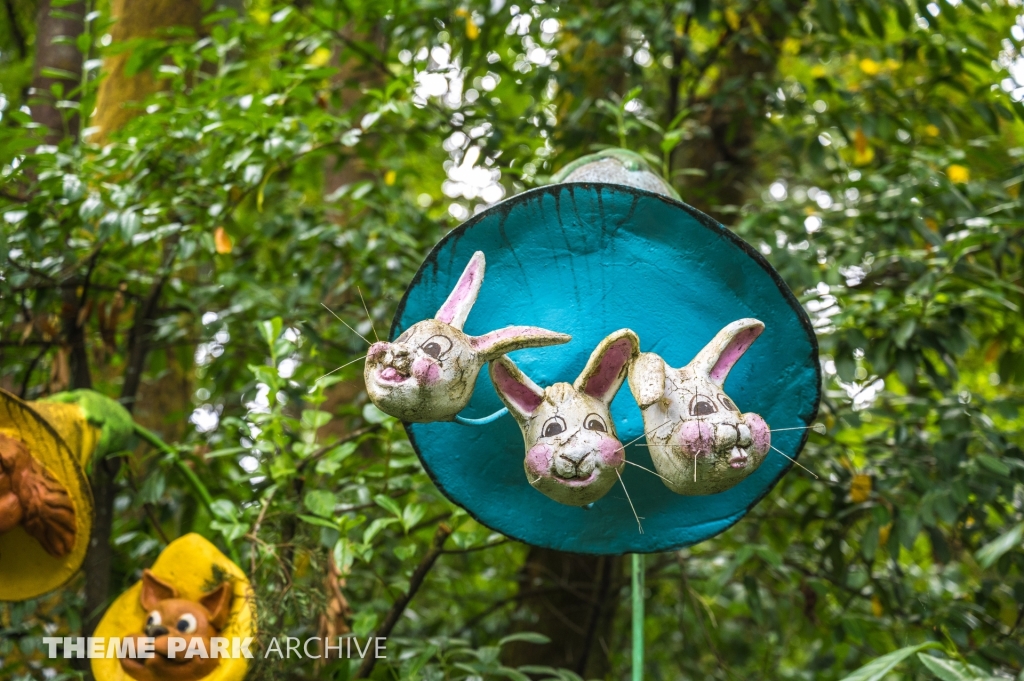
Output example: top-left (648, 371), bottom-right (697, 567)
top-left (0, 431), bottom-right (76, 557)
top-left (119, 570), bottom-right (233, 681)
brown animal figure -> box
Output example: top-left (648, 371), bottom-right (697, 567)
top-left (120, 570), bottom-right (233, 681)
top-left (0, 431), bottom-right (77, 557)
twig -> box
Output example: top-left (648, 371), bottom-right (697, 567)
top-left (353, 523), bottom-right (453, 679)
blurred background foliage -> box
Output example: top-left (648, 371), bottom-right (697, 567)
top-left (1, 0), bottom-right (1024, 679)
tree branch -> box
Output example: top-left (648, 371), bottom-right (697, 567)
top-left (353, 523), bottom-right (452, 679)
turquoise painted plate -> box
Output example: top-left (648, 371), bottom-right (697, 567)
top-left (392, 184), bottom-right (820, 554)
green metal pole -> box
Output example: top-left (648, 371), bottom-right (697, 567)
top-left (632, 553), bottom-right (645, 681)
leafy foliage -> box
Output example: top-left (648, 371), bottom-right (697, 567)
top-left (2, 0), bottom-right (1024, 680)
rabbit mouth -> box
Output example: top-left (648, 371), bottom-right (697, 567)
top-left (553, 469), bottom-right (599, 486)
top-left (376, 366), bottom-right (410, 384)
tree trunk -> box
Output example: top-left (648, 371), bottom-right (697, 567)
top-left (501, 550), bottom-right (621, 677)
top-left (91, 0), bottom-right (203, 140)
top-left (29, 0), bottom-right (85, 143)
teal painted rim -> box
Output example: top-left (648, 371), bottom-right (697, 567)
top-left (391, 183), bottom-right (821, 555)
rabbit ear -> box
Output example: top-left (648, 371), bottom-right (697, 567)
top-left (434, 251), bottom-right (486, 330)
top-left (489, 356), bottom-right (544, 424)
top-left (471, 326), bottom-right (571, 361)
top-left (573, 329), bottom-right (639, 404)
top-left (628, 352), bottom-right (667, 409)
top-left (689, 318), bottom-right (765, 387)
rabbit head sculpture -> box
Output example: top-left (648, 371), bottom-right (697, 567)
top-left (365, 251), bottom-right (571, 423)
top-left (628, 319), bottom-right (771, 495)
top-left (490, 329), bottom-right (639, 506)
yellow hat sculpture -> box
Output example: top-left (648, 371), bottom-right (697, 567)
top-left (92, 533), bottom-right (256, 681)
top-left (0, 388), bottom-right (98, 601)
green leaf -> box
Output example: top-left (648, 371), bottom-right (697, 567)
top-left (838, 642), bottom-right (942, 681)
top-left (976, 522), bottom-right (1024, 568)
top-left (362, 403), bottom-right (390, 424)
top-left (916, 653), bottom-right (991, 681)
top-left (374, 494), bottom-right (402, 518)
top-left (498, 632), bottom-right (550, 647)
top-left (297, 514), bottom-right (337, 530)
top-left (304, 490), bottom-right (337, 518)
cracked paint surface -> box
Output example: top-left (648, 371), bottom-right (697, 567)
top-left (629, 319), bottom-right (772, 496)
top-left (491, 330), bottom-right (638, 506)
top-left (365, 251), bottom-right (571, 423)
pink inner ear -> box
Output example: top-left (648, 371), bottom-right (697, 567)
top-left (492, 362), bottom-right (543, 414)
top-left (709, 326), bottom-right (761, 383)
top-left (584, 338), bottom-right (632, 400)
top-left (435, 257), bottom-right (482, 325)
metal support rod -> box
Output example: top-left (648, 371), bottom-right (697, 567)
top-left (632, 553), bottom-right (645, 681)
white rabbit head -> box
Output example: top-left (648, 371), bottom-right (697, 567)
top-left (490, 329), bottom-right (639, 507)
top-left (365, 251), bottom-right (571, 423)
top-left (627, 319), bottom-right (771, 495)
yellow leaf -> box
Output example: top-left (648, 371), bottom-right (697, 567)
top-left (925, 217), bottom-right (938, 231)
top-left (384, 170), bottom-right (397, 186)
top-left (252, 9), bottom-right (270, 25)
top-left (859, 58), bottom-right (881, 76)
top-left (850, 474), bottom-right (871, 503)
top-left (854, 128), bottom-right (874, 166)
top-left (884, 58), bottom-right (900, 71)
top-left (925, 124), bottom-right (940, 137)
top-left (307, 47), bottom-right (332, 67)
top-left (947, 164), bottom-right (970, 184)
top-left (871, 595), bottom-right (884, 617)
top-left (466, 18), bottom-right (480, 40)
top-left (879, 522), bottom-right (892, 547)
top-left (725, 8), bottom-right (741, 31)
top-left (455, 7), bottom-right (469, 17)
top-left (810, 65), bottom-right (827, 78)
top-left (214, 227), bottom-right (233, 254)
top-left (782, 37), bottom-right (801, 55)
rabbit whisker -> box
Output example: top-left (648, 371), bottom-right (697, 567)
top-left (320, 302), bottom-right (372, 346)
top-left (770, 445), bottom-right (819, 479)
top-left (622, 459), bottom-right (672, 484)
top-left (314, 354), bottom-right (367, 383)
top-left (769, 424), bottom-right (826, 434)
top-left (613, 418), bottom-right (674, 454)
top-left (356, 285), bottom-right (379, 342)
top-left (615, 468), bottom-right (644, 534)
top-left (528, 475), bottom-right (542, 485)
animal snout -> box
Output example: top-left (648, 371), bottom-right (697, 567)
top-left (554, 448), bottom-right (593, 479)
top-left (144, 624), bottom-right (169, 638)
top-left (367, 342), bottom-right (389, 362)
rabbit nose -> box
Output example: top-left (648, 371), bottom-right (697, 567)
top-left (145, 624), bottom-right (169, 637)
top-left (714, 423), bottom-right (739, 450)
top-left (737, 423), bottom-right (752, 447)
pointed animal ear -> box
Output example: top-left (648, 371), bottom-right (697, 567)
top-left (434, 251), bottom-right (486, 330)
top-left (140, 569), bottom-right (178, 611)
top-left (199, 581), bottom-right (234, 630)
top-left (489, 356), bottom-right (545, 424)
top-left (573, 329), bottom-right (639, 404)
top-left (689, 318), bottom-right (765, 387)
top-left (471, 327), bottom-right (571, 361)
top-left (628, 352), bottom-right (667, 409)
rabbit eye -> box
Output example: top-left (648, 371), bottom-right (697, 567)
top-left (542, 417), bottom-right (566, 438)
top-left (420, 335), bottom-right (452, 359)
top-left (176, 613), bottom-right (198, 634)
top-left (146, 611), bottom-right (162, 627)
top-left (584, 413), bottom-right (607, 432)
top-left (719, 395), bottom-right (738, 412)
top-left (690, 395), bottom-right (718, 416)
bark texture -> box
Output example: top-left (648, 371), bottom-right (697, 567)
top-left (29, 0), bottom-right (85, 143)
top-left (501, 551), bottom-right (621, 677)
top-left (91, 0), bottom-right (203, 140)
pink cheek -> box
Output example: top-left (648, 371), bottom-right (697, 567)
top-left (746, 413), bottom-right (770, 455)
top-left (598, 437), bottom-right (624, 467)
top-left (367, 342), bottom-right (388, 362)
top-left (411, 358), bottom-right (441, 385)
top-left (526, 444), bottom-right (552, 477)
top-left (677, 420), bottom-right (714, 455)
